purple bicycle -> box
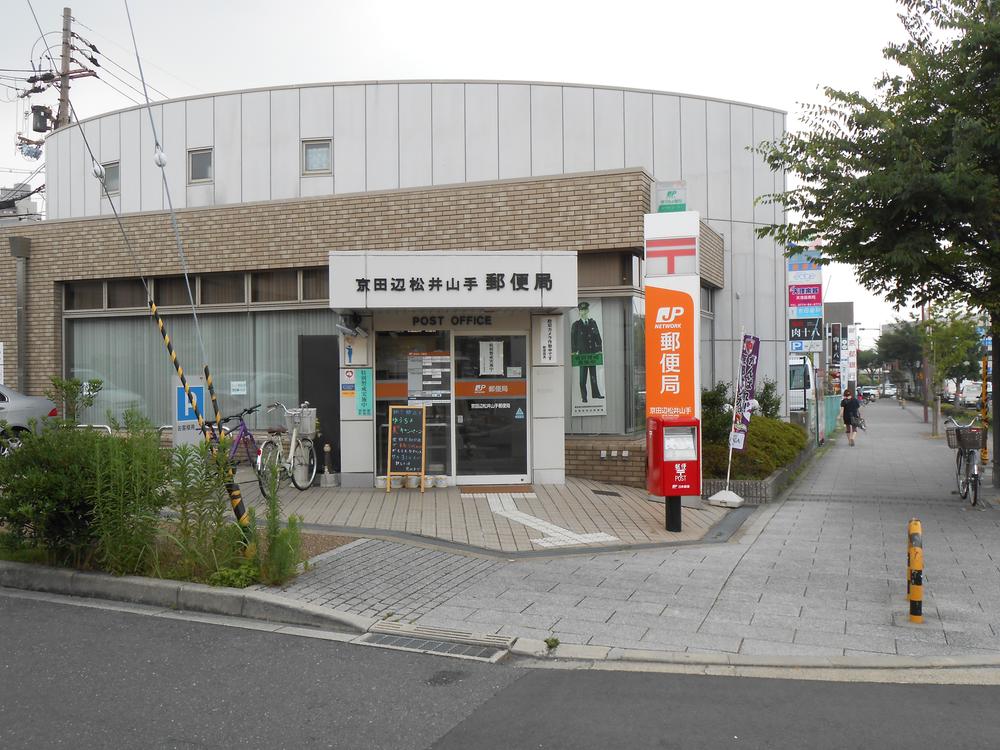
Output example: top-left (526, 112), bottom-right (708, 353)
top-left (208, 404), bottom-right (266, 494)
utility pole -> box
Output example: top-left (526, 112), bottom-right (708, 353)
top-left (55, 7), bottom-right (72, 129)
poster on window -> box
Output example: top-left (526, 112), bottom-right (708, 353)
top-left (570, 298), bottom-right (607, 417)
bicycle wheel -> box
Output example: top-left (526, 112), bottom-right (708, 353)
top-left (956, 450), bottom-right (969, 499)
top-left (258, 439), bottom-right (290, 495)
top-left (291, 437), bottom-right (317, 490)
top-left (969, 457), bottom-right (981, 507)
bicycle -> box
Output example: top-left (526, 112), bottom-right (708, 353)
top-left (945, 415), bottom-right (987, 507)
top-left (207, 403), bottom-right (267, 495)
top-left (258, 401), bottom-right (318, 492)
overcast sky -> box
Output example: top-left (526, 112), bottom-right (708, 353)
top-left (2, 0), bottom-right (917, 345)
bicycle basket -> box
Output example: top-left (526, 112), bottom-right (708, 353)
top-left (945, 428), bottom-right (958, 449)
top-left (955, 427), bottom-right (986, 451)
top-left (285, 407), bottom-right (317, 439)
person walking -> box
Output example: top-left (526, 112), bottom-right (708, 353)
top-left (840, 388), bottom-right (862, 447)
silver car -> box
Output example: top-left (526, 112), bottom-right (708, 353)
top-left (0, 384), bottom-right (58, 454)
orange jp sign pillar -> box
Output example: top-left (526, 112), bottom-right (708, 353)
top-left (644, 211), bottom-right (702, 532)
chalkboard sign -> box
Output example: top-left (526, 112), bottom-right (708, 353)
top-left (386, 404), bottom-right (426, 493)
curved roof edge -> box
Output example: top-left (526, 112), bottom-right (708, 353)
top-left (54, 78), bottom-right (786, 135)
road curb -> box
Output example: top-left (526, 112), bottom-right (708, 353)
top-left (0, 560), bottom-right (376, 634)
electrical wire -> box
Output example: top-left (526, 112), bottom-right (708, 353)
top-left (91, 73), bottom-right (143, 105)
top-left (122, 0), bottom-right (208, 368)
top-left (0, 162), bottom-right (45, 203)
top-left (72, 36), bottom-right (169, 100)
top-left (72, 16), bottom-right (199, 93)
top-left (88, 61), bottom-right (153, 101)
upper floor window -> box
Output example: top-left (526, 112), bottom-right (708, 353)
top-left (188, 148), bottom-right (214, 184)
top-left (302, 139), bottom-right (332, 175)
top-left (101, 161), bottom-right (120, 195)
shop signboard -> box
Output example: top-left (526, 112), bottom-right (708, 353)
top-left (790, 305), bottom-right (823, 319)
top-left (787, 268), bottom-right (822, 285)
top-left (789, 339), bottom-right (823, 353)
top-left (386, 404), bottom-right (426, 492)
top-left (645, 277), bottom-right (700, 420)
top-left (570, 298), bottom-right (607, 417)
top-left (330, 251), bottom-right (577, 310)
top-left (355, 368), bottom-right (373, 417)
top-left (788, 285), bottom-right (822, 307)
top-left (654, 180), bottom-right (687, 213)
top-left (789, 317), bottom-right (823, 344)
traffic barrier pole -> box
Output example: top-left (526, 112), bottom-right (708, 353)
top-left (907, 518), bottom-right (923, 623)
top-left (149, 302), bottom-right (251, 543)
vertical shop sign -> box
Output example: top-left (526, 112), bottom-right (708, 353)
top-left (729, 335), bottom-right (761, 450)
top-left (570, 299), bottom-right (607, 417)
top-left (356, 368), bottom-right (373, 417)
top-left (644, 280), bottom-right (699, 419)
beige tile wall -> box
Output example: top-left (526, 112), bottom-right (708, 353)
top-left (0, 169), bottom-right (652, 395)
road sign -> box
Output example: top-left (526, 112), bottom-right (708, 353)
top-left (789, 340), bottom-right (823, 353)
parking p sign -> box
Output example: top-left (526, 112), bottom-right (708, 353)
top-left (174, 377), bottom-right (205, 446)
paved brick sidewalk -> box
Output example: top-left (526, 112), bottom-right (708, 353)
top-left (406, 402), bottom-right (1000, 657)
top-left (265, 400), bottom-right (1000, 659)
top-left (241, 476), bottom-right (728, 553)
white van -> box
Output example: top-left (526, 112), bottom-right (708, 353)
top-left (961, 381), bottom-right (984, 407)
top-left (788, 356), bottom-right (815, 412)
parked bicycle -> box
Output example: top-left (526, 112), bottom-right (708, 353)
top-left (207, 403), bottom-right (266, 494)
top-left (945, 415), bottom-right (987, 507)
top-left (258, 401), bottom-right (318, 492)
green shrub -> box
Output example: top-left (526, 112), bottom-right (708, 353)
top-left (755, 378), bottom-right (782, 419)
top-left (0, 423), bottom-right (105, 565)
top-left (701, 382), bottom-right (733, 445)
top-left (90, 411), bottom-right (170, 575)
top-left (162, 441), bottom-right (250, 581)
top-left (257, 464), bottom-right (303, 586)
top-left (702, 417), bottom-right (806, 480)
top-left (208, 562), bottom-right (259, 588)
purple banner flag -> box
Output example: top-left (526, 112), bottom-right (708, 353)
top-left (729, 334), bottom-right (760, 451)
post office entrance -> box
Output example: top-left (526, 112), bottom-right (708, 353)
top-left (374, 326), bottom-right (530, 485)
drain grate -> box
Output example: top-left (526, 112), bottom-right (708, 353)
top-left (358, 632), bottom-right (505, 661)
top-left (592, 490), bottom-right (621, 497)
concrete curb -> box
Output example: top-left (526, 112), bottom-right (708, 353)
top-left (509, 638), bottom-right (1000, 670)
top-left (0, 560), bottom-right (376, 634)
top-left (7, 560), bottom-right (1000, 671)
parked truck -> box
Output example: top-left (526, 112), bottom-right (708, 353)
top-left (788, 355), bottom-right (816, 412)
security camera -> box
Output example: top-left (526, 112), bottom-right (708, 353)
top-left (335, 323), bottom-right (356, 337)
top-left (352, 326), bottom-right (369, 339)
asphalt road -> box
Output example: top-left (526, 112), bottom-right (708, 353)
top-left (2, 592), bottom-right (999, 749)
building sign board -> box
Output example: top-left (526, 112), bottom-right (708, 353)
top-left (355, 368), bottom-right (373, 417)
top-left (643, 211), bottom-right (700, 277)
top-left (330, 251), bottom-right (577, 310)
top-left (790, 305), bottom-right (823, 319)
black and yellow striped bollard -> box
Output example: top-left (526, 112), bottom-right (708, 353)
top-left (907, 518), bottom-right (923, 624)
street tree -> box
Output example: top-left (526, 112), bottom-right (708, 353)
top-left (858, 349), bottom-right (881, 385)
top-left (921, 300), bottom-right (983, 396)
top-left (756, 0), bottom-right (1000, 484)
top-left (876, 319), bottom-right (923, 386)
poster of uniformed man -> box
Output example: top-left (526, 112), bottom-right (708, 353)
top-left (570, 299), bottom-right (606, 417)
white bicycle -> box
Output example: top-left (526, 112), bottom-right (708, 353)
top-left (258, 401), bottom-right (318, 492)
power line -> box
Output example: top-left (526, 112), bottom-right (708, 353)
top-left (72, 35), bottom-right (169, 100)
top-left (90, 60), bottom-right (155, 101)
top-left (91, 74), bottom-right (143, 105)
top-left (72, 16), bottom-right (199, 93)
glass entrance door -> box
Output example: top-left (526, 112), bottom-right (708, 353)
top-left (453, 334), bottom-right (529, 483)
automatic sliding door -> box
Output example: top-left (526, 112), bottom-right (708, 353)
top-left (454, 334), bottom-right (528, 482)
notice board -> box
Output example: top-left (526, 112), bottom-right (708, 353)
top-left (386, 404), bottom-right (426, 492)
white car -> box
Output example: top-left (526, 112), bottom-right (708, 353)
top-left (881, 384), bottom-right (898, 397)
top-left (0, 384), bottom-right (58, 455)
top-left (961, 382), bottom-right (984, 407)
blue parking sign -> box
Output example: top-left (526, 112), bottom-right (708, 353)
top-left (176, 385), bottom-right (205, 421)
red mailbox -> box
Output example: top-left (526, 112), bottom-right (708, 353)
top-left (647, 416), bottom-right (701, 532)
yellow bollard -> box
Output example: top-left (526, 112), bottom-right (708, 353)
top-left (907, 518), bottom-right (923, 624)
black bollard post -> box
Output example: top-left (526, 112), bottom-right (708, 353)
top-left (666, 496), bottom-right (682, 532)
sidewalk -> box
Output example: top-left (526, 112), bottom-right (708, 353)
top-left (243, 476), bottom-right (729, 553)
top-left (270, 400), bottom-right (1000, 659)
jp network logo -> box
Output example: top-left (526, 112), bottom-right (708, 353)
top-left (655, 306), bottom-right (685, 324)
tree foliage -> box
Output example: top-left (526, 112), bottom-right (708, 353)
top-left (757, 1), bottom-right (1000, 318)
top-left (877, 319), bottom-right (923, 372)
top-left (920, 298), bottom-right (982, 388)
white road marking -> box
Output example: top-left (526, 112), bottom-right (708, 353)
top-left (461, 493), bottom-right (619, 548)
